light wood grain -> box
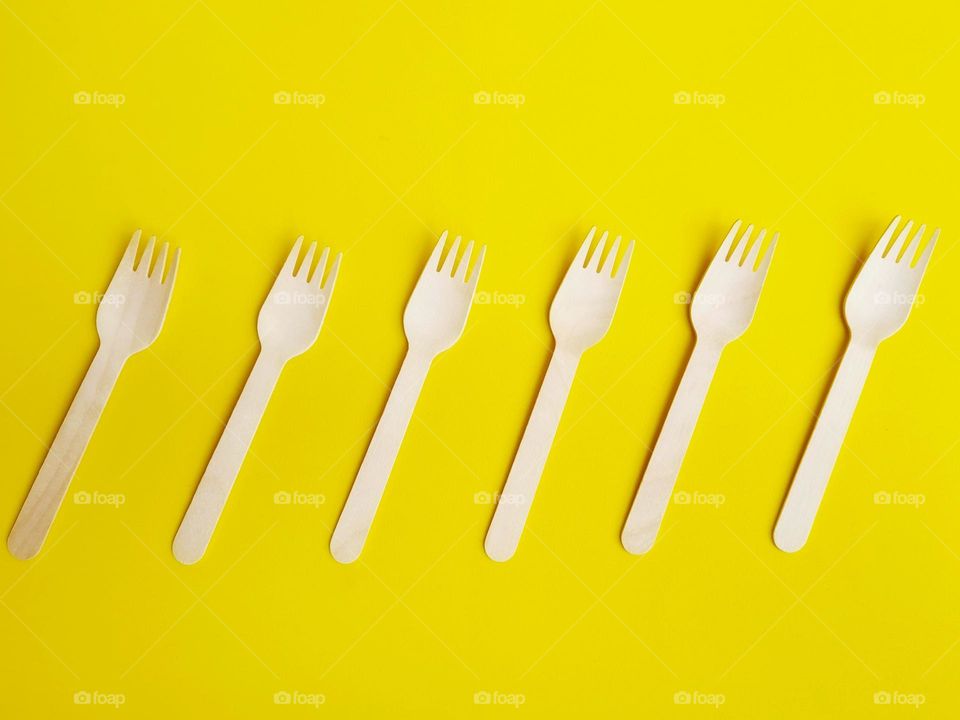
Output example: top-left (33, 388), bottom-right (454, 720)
top-left (485, 229), bottom-right (633, 562)
top-left (8, 231), bottom-right (179, 560)
top-left (774, 217), bottom-right (937, 552)
top-left (330, 232), bottom-right (483, 564)
top-left (173, 238), bottom-right (340, 564)
top-left (329, 350), bottom-right (431, 563)
top-left (622, 220), bottom-right (775, 556)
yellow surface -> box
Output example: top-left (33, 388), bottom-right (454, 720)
top-left (1, 1), bottom-right (959, 716)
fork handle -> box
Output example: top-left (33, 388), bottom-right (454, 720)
top-left (621, 339), bottom-right (723, 555)
top-left (330, 349), bottom-right (432, 563)
top-left (173, 350), bottom-right (285, 564)
top-left (774, 339), bottom-right (876, 552)
top-left (8, 346), bottom-right (125, 559)
top-left (484, 347), bottom-right (580, 562)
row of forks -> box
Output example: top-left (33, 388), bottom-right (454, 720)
top-left (6, 217), bottom-right (937, 563)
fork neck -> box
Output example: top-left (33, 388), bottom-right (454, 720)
top-left (91, 342), bottom-right (130, 382)
top-left (397, 346), bottom-right (434, 383)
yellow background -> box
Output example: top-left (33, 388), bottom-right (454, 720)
top-left (1, 0), bottom-right (959, 716)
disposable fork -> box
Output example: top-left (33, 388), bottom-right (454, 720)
top-left (484, 228), bottom-right (633, 562)
top-left (330, 231), bottom-right (484, 564)
top-left (173, 238), bottom-right (340, 564)
top-left (8, 231), bottom-right (180, 560)
top-left (774, 216), bottom-right (937, 552)
top-left (621, 221), bottom-right (776, 555)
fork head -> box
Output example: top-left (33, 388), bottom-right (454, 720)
top-left (691, 220), bottom-right (776, 345)
top-left (549, 228), bottom-right (634, 353)
top-left (97, 230), bottom-right (179, 354)
top-left (258, 237), bottom-right (341, 359)
top-left (844, 216), bottom-right (937, 345)
top-left (403, 231), bottom-right (484, 355)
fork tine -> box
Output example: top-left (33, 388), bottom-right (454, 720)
top-left (428, 231), bottom-right (448, 271)
top-left (455, 240), bottom-right (475, 281)
top-left (886, 220), bottom-right (913, 260)
top-left (756, 233), bottom-right (778, 276)
top-left (160, 247), bottom-right (181, 302)
top-left (588, 231), bottom-right (608, 272)
top-left (575, 228), bottom-right (596, 268)
top-left (150, 243), bottom-right (169, 282)
top-left (745, 229), bottom-right (767, 270)
top-left (902, 224), bottom-right (925, 265)
top-left (615, 240), bottom-right (635, 281)
top-left (913, 228), bottom-right (939, 274)
top-left (601, 236), bottom-right (622, 276)
top-left (282, 237), bottom-right (304, 275)
top-left (870, 215), bottom-right (901, 260)
top-left (119, 230), bottom-right (141, 270)
top-left (296, 241), bottom-right (317, 280)
top-left (467, 245), bottom-right (486, 291)
top-left (136, 235), bottom-right (156, 273)
top-left (441, 235), bottom-right (461, 275)
top-left (731, 224), bottom-right (753, 264)
top-left (311, 247), bottom-right (330, 285)
top-left (322, 252), bottom-right (343, 292)
top-left (715, 220), bottom-right (742, 264)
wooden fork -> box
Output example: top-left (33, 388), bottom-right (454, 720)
top-left (173, 238), bottom-right (340, 564)
top-left (8, 231), bottom-right (180, 559)
top-left (774, 216), bottom-right (937, 552)
top-left (621, 221), bottom-right (776, 555)
top-left (330, 231), bottom-right (484, 564)
top-left (484, 228), bottom-right (633, 562)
